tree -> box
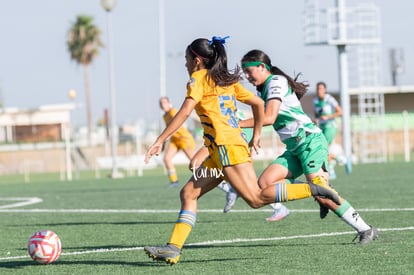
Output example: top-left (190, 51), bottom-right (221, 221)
top-left (67, 15), bottom-right (103, 145)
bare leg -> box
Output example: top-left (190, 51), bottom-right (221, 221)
top-left (180, 171), bottom-right (223, 212)
top-left (166, 168), bottom-right (223, 250)
top-left (163, 143), bottom-right (179, 185)
top-left (223, 162), bottom-right (272, 208)
top-left (163, 143), bottom-right (178, 171)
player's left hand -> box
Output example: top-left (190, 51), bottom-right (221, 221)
top-left (145, 140), bottom-right (163, 164)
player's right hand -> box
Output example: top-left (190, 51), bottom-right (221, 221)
top-left (144, 140), bottom-right (163, 164)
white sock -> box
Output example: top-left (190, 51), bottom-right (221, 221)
top-left (336, 201), bottom-right (371, 233)
top-left (216, 181), bottom-right (230, 193)
top-left (270, 203), bottom-right (283, 210)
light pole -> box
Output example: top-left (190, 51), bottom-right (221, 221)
top-left (101, 0), bottom-right (122, 178)
top-left (158, 0), bottom-right (166, 133)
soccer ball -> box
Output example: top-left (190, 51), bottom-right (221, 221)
top-left (27, 230), bottom-right (62, 264)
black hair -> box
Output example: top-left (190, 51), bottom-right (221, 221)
top-left (241, 49), bottom-right (308, 99)
top-left (316, 81), bottom-right (327, 89)
top-left (187, 38), bottom-right (240, 86)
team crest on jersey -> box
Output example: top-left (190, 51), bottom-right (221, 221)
top-left (187, 77), bottom-right (195, 87)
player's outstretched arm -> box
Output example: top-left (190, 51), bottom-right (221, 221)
top-left (145, 98), bottom-right (196, 163)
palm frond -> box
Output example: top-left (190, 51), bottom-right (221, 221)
top-left (67, 14), bottom-right (103, 65)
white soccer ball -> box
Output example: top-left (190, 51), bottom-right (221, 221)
top-left (27, 230), bottom-right (62, 264)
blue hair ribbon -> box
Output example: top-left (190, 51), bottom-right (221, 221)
top-left (209, 35), bottom-right (230, 45)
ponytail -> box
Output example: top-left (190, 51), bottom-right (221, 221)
top-left (187, 36), bottom-right (240, 86)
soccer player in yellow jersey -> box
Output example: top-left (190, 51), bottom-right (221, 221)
top-left (144, 36), bottom-right (340, 265)
top-left (159, 97), bottom-right (195, 187)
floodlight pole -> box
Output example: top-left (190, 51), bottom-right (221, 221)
top-left (304, 0), bottom-right (382, 171)
top-left (336, 0), bottom-right (352, 173)
top-left (101, 0), bottom-right (122, 179)
top-left (159, 0), bottom-right (166, 98)
top-left (158, 0), bottom-right (167, 133)
top-left (338, 45), bottom-right (352, 173)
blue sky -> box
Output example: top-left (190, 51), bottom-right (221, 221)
top-left (0, 0), bottom-right (412, 127)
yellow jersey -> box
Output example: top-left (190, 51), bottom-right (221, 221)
top-left (186, 69), bottom-right (254, 146)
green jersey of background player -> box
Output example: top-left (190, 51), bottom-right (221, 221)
top-left (313, 81), bottom-right (342, 179)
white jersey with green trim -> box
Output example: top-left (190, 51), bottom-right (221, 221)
top-left (258, 75), bottom-right (320, 145)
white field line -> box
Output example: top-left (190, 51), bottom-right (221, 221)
top-left (0, 226), bottom-right (413, 262)
top-left (0, 197), bottom-right (43, 209)
top-left (0, 208), bottom-right (413, 213)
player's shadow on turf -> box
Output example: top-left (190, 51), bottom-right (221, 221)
top-left (55, 260), bottom-right (170, 267)
top-left (54, 258), bottom-right (250, 266)
top-left (184, 257), bottom-right (263, 264)
top-left (0, 259), bottom-right (243, 268)
top-left (58, 245), bottom-right (146, 251)
top-left (0, 261), bottom-right (38, 269)
top-left (0, 260), bottom-right (159, 268)
top-left (184, 242), bottom-right (353, 250)
top-left (15, 244), bottom-right (146, 252)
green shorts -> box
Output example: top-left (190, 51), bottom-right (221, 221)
top-left (272, 132), bottom-right (329, 178)
top-left (321, 126), bottom-right (337, 145)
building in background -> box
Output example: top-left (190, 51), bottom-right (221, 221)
top-left (0, 104), bottom-right (75, 143)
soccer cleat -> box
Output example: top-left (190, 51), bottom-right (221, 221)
top-left (266, 205), bottom-right (290, 222)
top-left (354, 226), bottom-right (379, 245)
top-left (318, 201), bottom-right (330, 219)
top-left (144, 244), bottom-right (181, 265)
top-left (309, 176), bottom-right (341, 205)
top-left (169, 181), bottom-right (179, 188)
top-left (223, 190), bottom-right (238, 213)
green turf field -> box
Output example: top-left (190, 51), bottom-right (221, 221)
top-left (0, 161), bottom-right (413, 274)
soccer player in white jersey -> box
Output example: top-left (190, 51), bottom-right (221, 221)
top-left (240, 49), bottom-right (378, 244)
top-left (313, 82), bottom-right (342, 179)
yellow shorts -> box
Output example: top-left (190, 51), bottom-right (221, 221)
top-left (203, 143), bottom-right (251, 170)
top-left (170, 136), bottom-right (195, 151)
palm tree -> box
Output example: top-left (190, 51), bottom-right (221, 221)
top-left (67, 15), bottom-right (103, 145)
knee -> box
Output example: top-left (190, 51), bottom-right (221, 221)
top-left (179, 186), bottom-right (196, 201)
top-left (244, 198), bottom-right (264, 209)
top-left (258, 177), bottom-right (273, 189)
top-left (179, 187), bottom-right (188, 200)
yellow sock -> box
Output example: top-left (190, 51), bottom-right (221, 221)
top-left (168, 210), bottom-right (196, 249)
top-left (287, 184), bottom-right (312, 200)
top-left (275, 183), bottom-right (312, 202)
top-left (168, 170), bottom-right (178, 183)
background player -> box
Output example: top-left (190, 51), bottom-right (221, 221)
top-left (159, 96), bottom-right (195, 187)
top-left (313, 82), bottom-right (342, 179)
